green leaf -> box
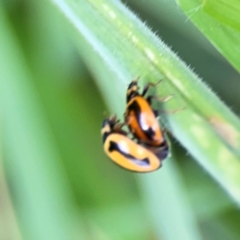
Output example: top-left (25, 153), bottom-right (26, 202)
top-left (140, 161), bottom-right (201, 240)
top-left (176, 0), bottom-right (240, 74)
top-left (0, 5), bottom-right (85, 240)
top-left (203, 0), bottom-right (240, 32)
top-left (0, 157), bottom-right (22, 240)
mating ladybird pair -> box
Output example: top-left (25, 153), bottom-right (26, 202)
top-left (101, 78), bottom-right (170, 173)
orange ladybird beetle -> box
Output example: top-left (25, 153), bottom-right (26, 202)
top-left (125, 77), bottom-right (170, 159)
top-left (101, 115), bottom-right (162, 172)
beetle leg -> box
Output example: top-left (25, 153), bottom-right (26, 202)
top-left (160, 106), bottom-right (185, 114)
top-left (146, 95), bottom-right (170, 111)
top-left (133, 76), bottom-right (140, 83)
top-left (153, 110), bottom-right (159, 117)
top-left (146, 95), bottom-right (154, 105)
top-left (115, 122), bottom-right (127, 130)
top-left (115, 126), bottom-right (129, 136)
top-left (151, 95), bottom-right (173, 102)
top-left (162, 127), bottom-right (174, 137)
top-left (142, 79), bottom-right (162, 97)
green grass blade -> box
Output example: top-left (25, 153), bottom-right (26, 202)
top-left (140, 160), bottom-right (201, 240)
top-left (0, 5), bottom-right (85, 240)
top-left (203, 0), bottom-right (240, 32)
top-left (176, 0), bottom-right (240, 73)
top-left (0, 152), bottom-right (22, 240)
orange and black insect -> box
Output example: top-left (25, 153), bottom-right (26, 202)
top-left (125, 77), bottom-right (170, 159)
top-left (101, 115), bottom-right (162, 172)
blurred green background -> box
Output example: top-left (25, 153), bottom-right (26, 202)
top-left (1, 0), bottom-right (240, 239)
